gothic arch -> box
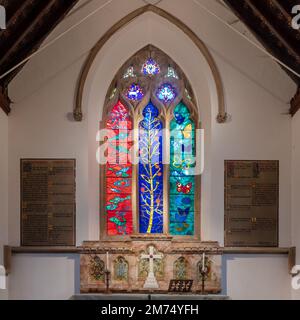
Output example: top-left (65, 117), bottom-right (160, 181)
top-left (74, 4), bottom-right (226, 123)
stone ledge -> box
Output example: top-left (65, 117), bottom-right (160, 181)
top-left (70, 294), bottom-right (230, 300)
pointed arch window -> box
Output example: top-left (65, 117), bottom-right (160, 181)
top-left (101, 45), bottom-right (200, 239)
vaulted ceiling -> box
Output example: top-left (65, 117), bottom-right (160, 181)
top-left (0, 0), bottom-right (299, 115)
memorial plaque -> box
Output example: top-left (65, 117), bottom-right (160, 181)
top-left (21, 159), bottom-right (76, 246)
top-left (225, 160), bottom-right (279, 247)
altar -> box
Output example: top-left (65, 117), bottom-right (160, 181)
top-left (80, 238), bottom-right (222, 294)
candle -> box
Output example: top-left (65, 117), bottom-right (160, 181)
top-left (202, 252), bottom-right (205, 272)
top-left (106, 252), bottom-right (109, 269)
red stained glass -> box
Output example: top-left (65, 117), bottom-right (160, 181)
top-left (106, 164), bottom-right (132, 177)
top-left (106, 130), bottom-right (133, 142)
top-left (107, 211), bottom-right (133, 236)
top-left (106, 194), bottom-right (131, 211)
top-left (104, 101), bottom-right (133, 236)
top-left (106, 101), bottom-right (133, 130)
top-left (106, 178), bottom-right (131, 194)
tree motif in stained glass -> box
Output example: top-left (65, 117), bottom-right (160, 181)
top-left (142, 58), bottom-right (160, 75)
top-left (105, 101), bottom-right (133, 236)
top-left (126, 83), bottom-right (144, 101)
top-left (169, 103), bottom-right (195, 236)
top-left (139, 102), bottom-right (163, 234)
top-left (156, 83), bottom-right (177, 103)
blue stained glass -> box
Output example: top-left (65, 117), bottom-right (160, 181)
top-left (142, 58), bottom-right (160, 75)
top-left (139, 102), bottom-right (164, 234)
top-left (157, 83), bottom-right (177, 103)
top-left (126, 83), bottom-right (144, 101)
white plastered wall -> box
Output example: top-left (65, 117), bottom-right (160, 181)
top-left (5, 0), bottom-right (297, 299)
top-left (291, 111), bottom-right (300, 300)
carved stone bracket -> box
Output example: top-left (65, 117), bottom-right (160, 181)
top-left (0, 86), bottom-right (11, 115)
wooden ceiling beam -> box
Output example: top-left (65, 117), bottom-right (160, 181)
top-left (244, 0), bottom-right (299, 61)
top-left (271, 0), bottom-right (293, 23)
top-left (0, 86), bottom-right (10, 115)
top-left (5, 1), bottom-right (33, 29)
top-left (291, 87), bottom-right (300, 116)
top-left (0, 0), bottom-right (57, 67)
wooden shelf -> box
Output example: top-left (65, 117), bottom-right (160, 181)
top-left (4, 245), bottom-right (295, 275)
top-left (7, 246), bottom-right (293, 255)
top-left (223, 247), bottom-right (291, 255)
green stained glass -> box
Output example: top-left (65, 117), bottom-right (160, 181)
top-left (169, 102), bottom-right (196, 236)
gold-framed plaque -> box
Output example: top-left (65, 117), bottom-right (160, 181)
top-left (21, 159), bottom-right (76, 246)
top-left (225, 160), bottom-right (279, 247)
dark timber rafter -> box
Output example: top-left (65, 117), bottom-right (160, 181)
top-left (0, 0), bottom-right (58, 67)
top-left (244, 0), bottom-right (299, 61)
top-left (0, 0), bottom-right (79, 115)
top-left (224, 0), bottom-right (300, 116)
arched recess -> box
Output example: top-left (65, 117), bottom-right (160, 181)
top-left (86, 7), bottom-right (216, 240)
top-left (74, 4), bottom-right (226, 123)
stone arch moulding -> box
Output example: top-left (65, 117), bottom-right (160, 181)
top-left (74, 4), bottom-right (227, 123)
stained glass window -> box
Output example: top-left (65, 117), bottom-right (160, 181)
top-left (169, 103), bottom-right (195, 236)
top-left (105, 101), bottom-right (133, 236)
top-left (157, 83), bottom-right (177, 103)
top-left (126, 83), bottom-right (144, 101)
top-left (103, 46), bottom-right (199, 239)
top-left (142, 58), bottom-right (160, 76)
top-left (139, 102), bottom-right (164, 234)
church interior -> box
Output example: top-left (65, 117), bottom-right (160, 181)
top-left (0, 0), bottom-right (300, 300)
